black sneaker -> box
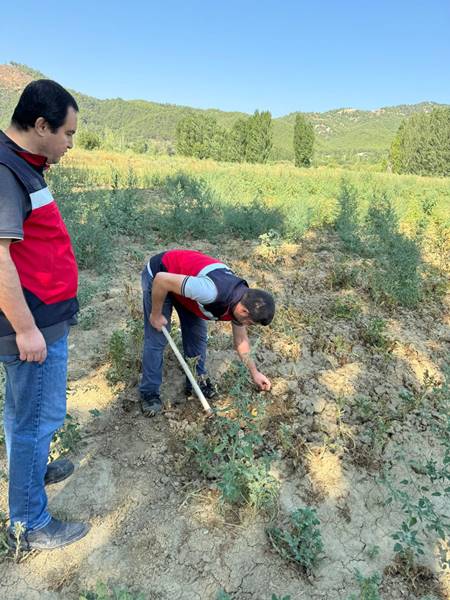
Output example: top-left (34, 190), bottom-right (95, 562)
top-left (185, 376), bottom-right (217, 400)
top-left (44, 458), bottom-right (74, 486)
top-left (140, 392), bottom-right (163, 417)
top-left (7, 517), bottom-right (90, 551)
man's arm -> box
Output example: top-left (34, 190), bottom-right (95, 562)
top-left (150, 272), bottom-right (186, 330)
top-left (0, 239), bottom-right (47, 363)
top-left (232, 322), bottom-right (271, 391)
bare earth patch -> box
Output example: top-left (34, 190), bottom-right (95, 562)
top-left (1, 232), bottom-right (449, 599)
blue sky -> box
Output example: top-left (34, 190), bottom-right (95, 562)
top-left (1, 0), bottom-right (449, 116)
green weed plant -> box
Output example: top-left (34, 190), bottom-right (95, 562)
top-left (347, 570), bottom-right (381, 600)
top-left (335, 180), bottom-right (362, 252)
top-left (78, 306), bottom-right (101, 331)
top-left (187, 363), bottom-right (279, 511)
top-left (350, 395), bottom-right (393, 457)
top-left (365, 193), bottom-right (422, 307)
top-left (107, 318), bottom-right (143, 388)
top-left (329, 262), bottom-right (359, 290)
top-left (80, 581), bottom-right (145, 600)
top-left (335, 182), bottom-right (424, 308)
top-left (158, 174), bottom-right (222, 239)
top-left (399, 371), bottom-right (443, 416)
top-left (0, 511), bottom-right (9, 559)
top-left (266, 507), bottom-right (324, 575)
top-left (107, 286), bottom-right (143, 388)
top-left (383, 373), bottom-right (450, 570)
top-left (330, 295), bottom-right (361, 320)
top-left (50, 413), bottom-right (83, 460)
top-left (358, 317), bottom-right (394, 352)
top-left (156, 174), bottom-right (286, 241)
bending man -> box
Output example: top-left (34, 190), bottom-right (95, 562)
top-left (140, 249), bottom-right (275, 416)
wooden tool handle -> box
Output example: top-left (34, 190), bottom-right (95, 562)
top-left (162, 326), bottom-right (212, 415)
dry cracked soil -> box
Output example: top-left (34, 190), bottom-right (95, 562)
top-left (1, 232), bottom-right (449, 600)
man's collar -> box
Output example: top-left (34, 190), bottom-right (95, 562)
top-left (0, 130), bottom-right (49, 171)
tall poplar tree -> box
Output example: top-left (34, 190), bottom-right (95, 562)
top-left (245, 110), bottom-right (273, 163)
top-left (294, 114), bottom-right (314, 167)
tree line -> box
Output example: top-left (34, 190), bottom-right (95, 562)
top-left (175, 110), bottom-right (315, 167)
top-left (76, 103), bottom-right (450, 177)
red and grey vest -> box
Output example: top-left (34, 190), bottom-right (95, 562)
top-left (148, 250), bottom-right (248, 321)
top-left (0, 139), bottom-right (78, 336)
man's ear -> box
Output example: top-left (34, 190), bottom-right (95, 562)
top-left (34, 117), bottom-right (49, 137)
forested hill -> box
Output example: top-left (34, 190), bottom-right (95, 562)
top-left (0, 62), bottom-right (447, 165)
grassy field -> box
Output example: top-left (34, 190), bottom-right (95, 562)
top-left (62, 148), bottom-right (450, 224)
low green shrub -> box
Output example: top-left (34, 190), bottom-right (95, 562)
top-left (347, 570), bottom-right (381, 600)
top-left (157, 174), bottom-right (222, 240)
top-left (330, 295), bottom-right (361, 319)
top-left (0, 511), bottom-right (9, 559)
top-left (78, 306), bottom-right (101, 330)
top-left (335, 184), bottom-right (423, 308)
top-left (223, 197), bottom-right (286, 238)
top-left (365, 193), bottom-right (422, 307)
top-left (101, 167), bottom-right (153, 240)
top-left (107, 319), bottom-right (143, 388)
top-left (77, 130), bottom-right (101, 151)
top-left (50, 413), bottom-right (83, 460)
top-left (358, 317), bottom-right (394, 352)
top-left (107, 284), bottom-right (143, 388)
top-left (154, 174), bottom-right (287, 241)
top-left (266, 507), bottom-right (324, 575)
top-left (383, 374), bottom-right (450, 570)
top-left (329, 262), bottom-right (359, 290)
top-left (187, 363), bottom-right (279, 511)
top-left (335, 180), bottom-right (361, 252)
top-left (80, 581), bottom-right (145, 600)
top-left (65, 195), bottom-right (114, 273)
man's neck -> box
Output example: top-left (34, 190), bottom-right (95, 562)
top-left (4, 126), bottom-right (42, 156)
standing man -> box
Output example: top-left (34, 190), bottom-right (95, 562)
top-left (140, 249), bottom-right (275, 416)
top-left (0, 80), bottom-right (89, 550)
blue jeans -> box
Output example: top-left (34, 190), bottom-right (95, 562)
top-left (0, 333), bottom-right (68, 531)
top-left (139, 268), bottom-right (208, 395)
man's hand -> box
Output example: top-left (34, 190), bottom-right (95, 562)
top-left (1, 239), bottom-right (46, 360)
top-left (16, 327), bottom-right (47, 363)
top-left (150, 312), bottom-right (168, 332)
top-left (252, 370), bottom-right (271, 391)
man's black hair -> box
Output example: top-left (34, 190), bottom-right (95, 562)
top-left (241, 289), bottom-right (275, 326)
top-left (11, 79), bottom-right (78, 133)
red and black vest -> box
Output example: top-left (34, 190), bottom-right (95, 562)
top-left (149, 250), bottom-right (248, 321)
top-left (0, 138), bottom-right (79, 336)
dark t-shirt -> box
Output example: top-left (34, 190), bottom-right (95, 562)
top-left (0, 163), bottom-right (71, 355)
